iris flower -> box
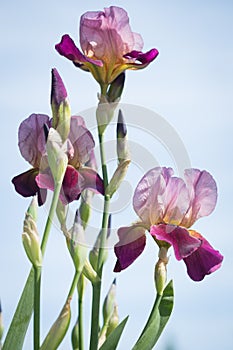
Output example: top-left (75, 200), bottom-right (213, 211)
top-left (114, 167), bottom-right (223, 281)
top-left (12, 113), bottom-right (104, 206)
top-left (55, 6), bottom-right (159, 87)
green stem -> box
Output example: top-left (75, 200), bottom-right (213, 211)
top-left (90, 124), bottom-right (111, 349)
top-left (78, 275), bottom-right (85, 350)
top-left (41, 182), bottom-right (63, 255)
top-left (33, 267), bottom-right (41, 350)
top-left (33, 182), bottom-right (63, 350)
top-left (67, 271), bottom-right (81, 301)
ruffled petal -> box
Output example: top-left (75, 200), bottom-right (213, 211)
top-left (78, 167), bottom-right (104, 195)
top-left (68, 116), bottom-right (95, 166)
top-left (150, 224), bottom-right (201, 260)
top-left (133, 167), bottom-right (173, 225)
top-left (18, 114), bottom-right (50, 167)
top-left (55, 34), bottom-right (103, 66)
top-left (181, 169), bottom-right (218, 227)
top-left (183, 230), bottom-right (223, 281)
top-left (114, 225), bottom-right (146, 272)
top-left (124, 48), bottom-right (159, 64)
top-left (12, 168), bottom-right (47, 206)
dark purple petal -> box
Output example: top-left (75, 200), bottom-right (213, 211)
top-left (124, 48), bottom-right (159, 64)
top-left (12, 168), bottom-right (47, 206)
top-left (183, 231), bottom-right (223, 281)
top-left (55, 34), bottom-right (103, 67)
top-left (150, 224), bottom-right (201, 260)
top-left (18, 114), bottom-right (50, 167)
top-left (51, 68), bottom-right (67, 107)
top-left (78, 167), bottom-right (104, 195)
top-left (114, 225), bottom-right (146, 272)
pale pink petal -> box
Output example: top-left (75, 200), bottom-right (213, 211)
top-left (78, 167), bottom-right (104, 195)
top-left (151, 224), bottom-right (201, 260)
top-left (68, 116), bottom-right (95, 166)
top-left (163, 176), bottom-right (190, 225)
top-left (181, 169), bottom-right (217, 227)
top-left (133, 167), bottom-right (173, 225)
top-left (18, 114), bottom-right (50, 167)
top-left (114, 225), bottom-right (146, 272)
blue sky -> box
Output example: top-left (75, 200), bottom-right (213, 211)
top-left (1, 0), bottom-right (233, 349)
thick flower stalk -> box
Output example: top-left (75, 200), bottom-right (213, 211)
top-left (55, 6), bottom-right (159, 90)
top-left (12, 70), bottom-right (104, 206)
top-left (114, 167), bottom-right (223, 281)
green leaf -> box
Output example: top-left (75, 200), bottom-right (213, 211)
top-left (2, 269), bottom-right (34, 350)
top-left (99, 316), bottom-right (129, 350)
top-left (132, 280), bottom-right (174, 350)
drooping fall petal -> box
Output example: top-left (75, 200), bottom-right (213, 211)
top-left (124, 48), bottom-right (159, 65)
top-left (183, 230), bottom-right (223, 281)
top-left (12, 168), bottom-right (47, 206)
top-left (78, 167), bottom-right (104, 195)
top-left (150, 224), bottom-right (201, 260)
top-left (114, 225), bottom-right (146, 272)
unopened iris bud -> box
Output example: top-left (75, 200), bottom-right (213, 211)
top-left (22, 198), bottom-right (42, 268)
top-left (51, 68), bottom-right (71, 142)
top-left (106, 304), bottom-right (119, 337)
top-left (79, 190), bottom-right (93, 230)
top-left (40, 298), bottom-right (71, 350)
top-left (117, 110), bottom-right (130, 163)
top-left (0, 300), bottom-right (4, 343)
top-left (89, 215), bottom-right (111, 271)
top-left (56, 200), bottom-right (69, 237)
top-left (71, 321), bottom-right (79, 350)
top-left (103, 279), bottom-right (116, 325)
top-left (105, 159), bottom-right (130, 198)
top-left (46, 128), bottom-right (68, 185)
top-left (96, 99), bottom-right (117, 135)
top-left (106, 72), bottom-right (125, 103)
top-left (154, 247), bottom-right (169, 295)
top-left (82, 259), bottom-right (99, 284)
top-left (68, 210), bottom-right (87, 273)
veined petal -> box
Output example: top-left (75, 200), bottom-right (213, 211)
top-left (183, 230), bottom-right (223, 281)
top-left (12, 168), bottom-right (47, 206)
top-left (124, 48), bottom-right (159, 64)
top-left (114, 225), bottom-right (146, 272)
top-left (78, 167), bottom-right (104, 195)
top-left (150, 224), bottom-right (201, 260)
top-left (181, 169), bottom-right (217, 227)
top-left (68, 116), bottom-right (95, 166)
top-left (133, 167), bottom-right (173, 225)
top-left (18, 114), bottom-right (50, 167)
top-left (55, 34), bottom-right (103, 67)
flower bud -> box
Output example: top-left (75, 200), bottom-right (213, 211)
top-left (0, 300), bottom-right (4, 343)
top-left (106, 72), bottom-right (125, 103)
top-left (22, 199), bottom-right (42, 268)
top-left (82, 259), bottom-right (99, 284)
top-left (71, 321), bottom-right (79, 350)
top-left (96, 99), bottom-right (117, 135)
top-left (106, 305), bottom-right (119, 337)
top-left (79, 190), bottom-right (93, 230)
top-left (46, 128), bottom-right (68, 185)
top-left (56, 200), bottom-right (68, 236)
top-left (154, 247), bottom-right (169, 295)
top-left (116, 110), bottom-right (130, 163)
top-left (40, 298), bottom-right (71, 350)
top-left (51, 68), bottom-right (71, 142)
top-left (105, 159), bottom-right (130, 198)
top-left (68, 210), bottom-right (87, 273)
top-left (89, 215), bottom-right (111, 271)
top-left (103, 279), bottom-right (116, 325)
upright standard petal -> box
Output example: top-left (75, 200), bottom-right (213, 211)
top-left (114, 225), bottom-right (146, 272)
top-left (133, 167), bottom-right (173, 225)
top-left (18, 114), bottom-right (50, 167)
top-left (150, 224), bottom-right (201, 261)
top-left (181, 169), bottom-right (218, 227)
top-left (183, 230), bottom-right (223, 281)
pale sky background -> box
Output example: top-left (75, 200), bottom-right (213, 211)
top-left (1, 0), bottom-right (233, 349)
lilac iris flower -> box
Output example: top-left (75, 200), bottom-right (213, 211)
top-left (55, 6), bottom-right (159, 86)
top-left (12, 114), bottom-right (104, 206)
top-left (114, 167), bottom-right (223, 281)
